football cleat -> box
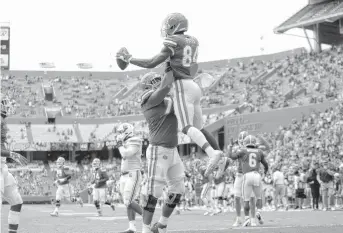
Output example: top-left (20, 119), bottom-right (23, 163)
top-left (50, 211), bottom-right (59, 217)
top-left (242, 217), bottom-right (251, 227)
top-left (151, 222), bottom-right (167, 233)
top-left (119, 229), bottom-right (136, 233)
top-left (232, 217), bottom-right (242, 227)
top-left (256, 212), bottom-right (264, 224)
top-left (204, 150), bottom-right (223, 177)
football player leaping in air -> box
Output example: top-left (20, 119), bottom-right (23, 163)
top-left (117, 13), bottom-right (223, 177)
top-left (228, 135), bottom-right (269, 227)
top-left (116, 123), bottom-right (144, 233)
top-left (139, 71), bottom-right (186, 233)
top-left (1, 94), bottom-right (28, 233)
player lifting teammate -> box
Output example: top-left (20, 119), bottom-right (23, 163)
top-left (116, 123), bottom-right (143, 233)
top-left (1, 94), bottom-right (28, 233)
top-left (140, 71), bottom-right (186, 233)
top-left (229, 135), bottom-right (269, 227)
top-left (116, 13), bottom-right (223, 176)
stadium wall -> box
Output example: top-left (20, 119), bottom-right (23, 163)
top-left (204, 101), bottom-right (339, 149)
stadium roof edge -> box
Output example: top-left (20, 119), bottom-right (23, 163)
top-left (274, 1), bottom-right (343, 33)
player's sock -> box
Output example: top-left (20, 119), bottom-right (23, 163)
top-left (201, 128), bottom-right (220, 150)
top-left (183, 126), bottom-right (215, 156)
top-left (158, 216), bottom-right (169, 226)
top-left (129, 220), bottom-right (136, 231)
top-left (142, 224), bottom-right (151, 233)
top-left (8, 204), bottom-right (21, 233)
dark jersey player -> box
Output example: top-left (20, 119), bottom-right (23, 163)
top-left (139, 71), bottom-right (185, 233)
top-left (229, 135), bottom-right (268, 227)
top-left (117, 13), bottom-right (223, 177)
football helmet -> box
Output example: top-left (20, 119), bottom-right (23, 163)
top-left (117, 123), bottom-right (134, 141)
top-left (56, 157), bottom-right (65, 168)
top-left (161, 13), bottom-right (188, 38)
top-left (243, 135), bottom-right (257, 148)
top-left (140, 72), bottom-right (162, 91)
top-left (92, 158), bottom-right (101, 169)
top-left (238, 131), bottom-right (249, 147)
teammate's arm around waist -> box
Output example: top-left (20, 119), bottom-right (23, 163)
top-left (130, 46), bottom-right (172, 69)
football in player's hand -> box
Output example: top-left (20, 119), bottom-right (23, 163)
top-left (116, 47), bottom-right (131, 70)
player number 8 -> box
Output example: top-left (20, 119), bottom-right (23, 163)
top-left (182, 45), bottom-right (198, 67)
top-left (249, 153), bottom-right (257, 167)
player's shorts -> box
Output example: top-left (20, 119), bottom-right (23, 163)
top-left (56, 184), bottom-right (71, 200)
top-left (200, 183), bottom-right (211, 199)
top-left (215, 182), bottom-right (226, 198)
top-left (242, 171), bottom-right (262, 202)
top-left (172, 79), bottom-right (203, 130)
top-left (321, 182), bottom-right (334, 196)
top-left (92, 188), bottom-right (106, 203)
top-left (120, 170), bottom-right (142, 205)
top-left (145, 145), bottom-right (185, 198)
top-left (274, 184), bottom-right (286, 197)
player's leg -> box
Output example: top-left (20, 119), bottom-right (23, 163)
top-left (201, 183), bottom-right (212, 215)
top-left (142, 145), bottom-right (167, 233)
top-left (51, 186), bottom-right (63, 216)
top-left (242, 174), bottom-right (254, 227)
top-left (93, 189), bottom-right (103, 216)
top-left (173, 80), bottom-right (222, 175)
top-left (3, 183), bottom-right (23, 233)
top-left (122, 170), bottom-right (143, 232)
top-left (253, 174), bottom-right (263, 225)
top-left (233, 174), bottom-right (243, 226)
top-left (151, 148), bottom-right (184, 233)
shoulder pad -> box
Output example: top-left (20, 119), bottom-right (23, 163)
top-left (126, 136), bottom-right (142, 146)
top-left (141, 90), bottom-right (154, 105)
top-left (163, 36), bottom-right (178, 48)
top-left (100, 167), bottom-right (106, 172)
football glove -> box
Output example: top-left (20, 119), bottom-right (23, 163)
top-left (116, 47), bottom-right (132, 63)
top-left (8, 151), bottom-right (29, 166)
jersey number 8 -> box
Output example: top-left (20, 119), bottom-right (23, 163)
top-left (182, 45), bottom-right (198, 67)
top-left (249, 153), bottom-right (257, 168)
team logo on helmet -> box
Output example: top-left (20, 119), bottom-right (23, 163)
top-left (238, 131), bottom-right (248, 147)
top-left (117, 123), bottom-right (134, 141)
top-left (56, 157), bottom-right (65, 168)
top-left (92, 158), bottom-right (101, 169)
top-left (161, 13), bottom-right (188, 38)
top-left (140, 72), bottom-right (162, 91)
top-left (243, 135), bottom-right (257, 148)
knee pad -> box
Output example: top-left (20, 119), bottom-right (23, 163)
top-left (10, 204), bottom-right (22, 212)
top-left (8, 209), bottom-right (21, 225)
top-left (142, 195), bottom-right (158, 213)
top-left (165, 193), bottom-right (182, 209)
